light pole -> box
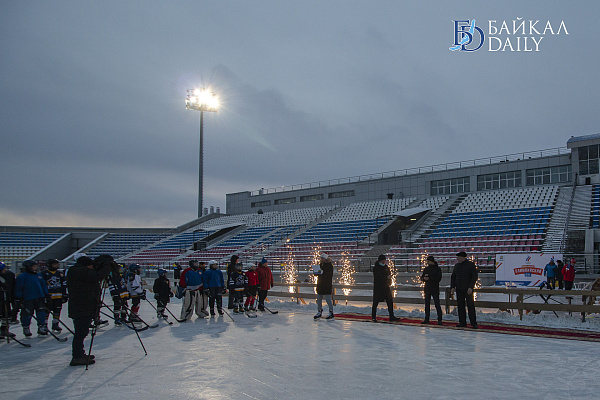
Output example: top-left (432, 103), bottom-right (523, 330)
top-left (185, 88), bottom-right (219, 218)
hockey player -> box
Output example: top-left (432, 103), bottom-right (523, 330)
top-left (179, 260), bottom-right (206, 321)
top-left (153, 269), bottom-right (173, 320)
top-left (126, 264), bottom-right (146, 322)
top-left (0, 262), bottom-right (17, 338)
top-left (41, 259), bottom-right (67, 332)
top-left (14, 260), bottom-right (49, 336)
top-left (107, 263), bottom-right (129, 325)
top-left (202, 260), bottom-right (225, 316)
top-left (244, 262), bottom-right (259, 311)
top-left (228, 262), bottom-right (247, 313)
top-left (257, 258), bottom-right (273, 312)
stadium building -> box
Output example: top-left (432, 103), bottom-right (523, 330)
top-left (2, 134), bottom-right (600, 274)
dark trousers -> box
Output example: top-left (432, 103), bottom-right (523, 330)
top-left (21, 298), bottom-right (47, 328)
top-left (557, 279), bottom-right (564, 290)
top-left (228, 276), bottom-right (235, 308)
top-left (372, 296), bottom-right (394, 319)
top-left (46, 298), bottom-right (63, 324)
top-left (546, 277), bottom-right (556, 289)
top-left (424, 289), bottom-right (442, 322)
top-left (564, 281), bottom-right (574, 290)
top-left (258, 290), bottom-right (268, 309)
top-left (72, 317), bottom-right (92, 358)
top-left (456, 290), bottom-right (477, 326)
top-left (208, 288), bottom-right (223, 312)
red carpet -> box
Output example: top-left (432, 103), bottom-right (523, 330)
top-left (334, 313), bottom-right (600, 342)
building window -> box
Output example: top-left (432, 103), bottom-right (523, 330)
top-left (251, 200), bottom-right (271, 208)
top-left (579, 144), bottom-right (600, 176)
top-left (328, 190), bottom-right (355, 199)
top-left (300, 194), bottom-right (324, 202)
top-left (526, 165), bottom-right (572, 186)
top-left (274, 197), bottom-right (296, 205)
top-left (430, 177), bottom-right (470, 196)
top-left (477, 171), bottom-right (521, 191)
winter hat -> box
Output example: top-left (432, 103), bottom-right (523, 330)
top-left (0, 262), bottom-right (6, 272)
top-left (426, 255), bottom-right (436, 262)
top-left (320, 253), bottom-right (329, 259)
top-left (456, 251), bottom-right (467, 258)
top-left (73, 253), bottom-right (87, 261)
top-left (157, 268), bottom-right (167, 276)
top-left (260, 258), bottom-right (268, 265)
top-left (77, 257), bottom-right (94, 267)
top-left (378, 254), bottom-right (386, 261)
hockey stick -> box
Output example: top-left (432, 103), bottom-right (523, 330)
top-left (98, 309), bottom-right (149, 332)
top-left (163, 305), bottom-right (186, 323)
top-left (28, 312), bottom-right (68, 342)
top-left (2, 290), bottom-right (31, 347)
top-left (117, 300), bottom-right (159, 329)
top-left (143, 298), bottom-right (173, 325)
top-left (221, 308), bottom-right (235, 322)
top-left (44, 306), bottom-right (75, 335)
top-left (249, 294), bottom-right (278, 314)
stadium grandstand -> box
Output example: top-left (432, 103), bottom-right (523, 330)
top-left (2, 134), bottom-right (600, 275)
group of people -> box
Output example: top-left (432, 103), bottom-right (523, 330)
top-left (543, 258), bottom-right (577, 290)
top-left (312, 251), bottom-right (479, 329)
top-left (176, 256), bottom-right (274, 321)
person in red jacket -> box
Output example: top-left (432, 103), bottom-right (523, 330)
top-left (256, 258), bottom-right (273, 311)
top-left (244, 262), bottom-right (259, 311)
top-left (562, 258), bottom-right (576, 290)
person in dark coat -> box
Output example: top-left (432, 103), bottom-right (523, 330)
top-left (450, 251), bottom-right (478, 328)
top-left (66, 255), bottom-right (111, 366)
top-left (421, 255), bottom-right (443, 325)
top-left (0, 262), bottom-right (16, 338)
top-left (555, 260), bottom-right (564, 289)
top-left (371, 254), bottom-right (399, 322)
top-left (314, 253), bottom-right (334, 320)
top-left (226, 255), bottom-right (239, 309)
top-left (153, 269), bottom-right (173, 320)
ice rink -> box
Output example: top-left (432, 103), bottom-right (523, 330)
top-left (2, 298), bottom-right (600, 400)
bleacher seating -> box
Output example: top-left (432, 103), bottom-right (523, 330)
top-left (0, 232), bottom-right (64, 261)
top-left (85, 233), bottom-right (169, 260)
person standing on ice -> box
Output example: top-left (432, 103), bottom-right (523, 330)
top-left (226, 255), bottom-right (239, 309)
top-left (66, 256), bottom-right (111, 366)
top-left (14, 260), bottom-right (49, 337)
top-left (450, 251), bottom-right (478, 329)
top-left (244, 262), bottom-right (259, 311)
top-left (371, 255), bottom-right (399, 322)
top-left (180, 260), bottom-right (206, 321)
top-left (153, 268), bottom-right (173, 320)
top-left (256, 258), bottom-right (273, 312)
top-left (420, 255), bottom-right (443, 325)
top-left (314, 253), bottom-right (334, 320)
top-left (126, 264), bottom-right (146, 322)
top-left (562, 258), bottom-right (576, 291)
top-left (543, 258), bottom-right (557, 289)
top-left (203, 260), bottom-right (225, 316)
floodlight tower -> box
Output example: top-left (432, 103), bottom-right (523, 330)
top-left (185, 88), bottom-right (219, 218)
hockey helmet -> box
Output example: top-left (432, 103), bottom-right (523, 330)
top-left (46, 258), bottom-right (60, 269)
top-left (0, 262), bottom-right (6, 272)
top-left (128, 263), bottom-right (141, 273)
top-left (22, 260), bottom-right (39, 271)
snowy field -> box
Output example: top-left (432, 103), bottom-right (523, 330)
top-left (2, 296), bottom-right (600, 400)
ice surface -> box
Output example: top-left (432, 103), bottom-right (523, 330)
top-left (1, 296), bottom-right (600, 400)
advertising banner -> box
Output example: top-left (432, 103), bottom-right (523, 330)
top-left (495, 253), bottom-right (563, 286)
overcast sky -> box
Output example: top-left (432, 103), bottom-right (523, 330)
top-left (1, 1), bottom-right (598, 228)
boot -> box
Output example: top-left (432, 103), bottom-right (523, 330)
top-left (70, 356), bottom-right (95, 366)
top-left (389, 315), bottom-right (400, 322)
top-left (38, 325), bottom-right (50, 336)
top-left (314, 311), bottom-right (322, 319)
top-left (218, 309), bottom-right (224, 316)
top-left (23, 326), bottom-right (32, 337)
top-left (325, 312), bottom-right (335, 320)
top-left (52, 320), bottom-right (62, 332)
top-left (210, 309), bottom-right (216, 316)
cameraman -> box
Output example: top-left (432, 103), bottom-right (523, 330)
top-left (66, 255), bottom-right (111, 366)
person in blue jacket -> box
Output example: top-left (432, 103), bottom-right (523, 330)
top-left (543, 258), bottom-right (558, 289)
top-left (14, 260), bottom-right (49, 337)
top-left (202, 260), bottom-right (225, 316)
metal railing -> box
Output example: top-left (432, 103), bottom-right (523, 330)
top-left (250, 147), bottom-right (569, 196)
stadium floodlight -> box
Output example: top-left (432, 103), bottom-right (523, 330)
top-left (185, 88), bottom-right (219, 218)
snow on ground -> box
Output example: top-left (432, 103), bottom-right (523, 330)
top-left (1, 296), bottom-right (600, 400)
